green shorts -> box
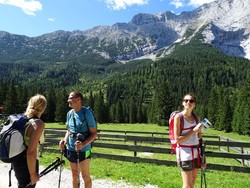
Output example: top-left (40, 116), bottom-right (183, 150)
top-left (178, 158), bottom-right (200, 171)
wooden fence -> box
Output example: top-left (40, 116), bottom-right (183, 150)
top-left (42, 129), bottom-right (250, 173)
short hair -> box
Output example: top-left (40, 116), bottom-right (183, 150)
top-left (70, 91), bottom-right (83, 102)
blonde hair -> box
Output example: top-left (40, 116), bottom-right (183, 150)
top-left (24, 94), bottom-right (47, 118)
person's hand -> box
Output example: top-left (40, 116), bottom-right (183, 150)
top-left (201, 162), bottom-right (207, 169)
top-left (30, 173), bottom-right (39, 185)
top-left (193, 123), bottom-right (202, 132)
top-left (59, 140), bottom-right (65, 151)
top-left (74, 141), bottom-right (83, 151)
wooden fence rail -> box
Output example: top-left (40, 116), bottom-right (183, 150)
top-left (43, 129), bottom-right (250, 173)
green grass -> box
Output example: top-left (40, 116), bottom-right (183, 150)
top-left (41, 123), bottom-right (250, 188)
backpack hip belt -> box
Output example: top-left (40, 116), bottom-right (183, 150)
top-left (178, 144), bottom-right (198, 148)
top-left (69, 132), bottom-right (89, 138)
top-left (177, 144), bottom-right (201, 166)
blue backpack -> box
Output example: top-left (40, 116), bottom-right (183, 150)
top-left (0, 114), bottom-right (32, 163)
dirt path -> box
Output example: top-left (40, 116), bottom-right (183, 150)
top-left (0, 163), bottom-right (158, 188)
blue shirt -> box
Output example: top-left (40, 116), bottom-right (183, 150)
top-left (66, 107), bottom-right (96, 152)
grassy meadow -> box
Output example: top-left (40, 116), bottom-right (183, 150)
top-left (41, 123), bottom-right (250, 188)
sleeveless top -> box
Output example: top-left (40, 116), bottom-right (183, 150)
top-left (24, 118), bottom-right (45, 159)
top-left (176, 118), bottom-right (199, 161)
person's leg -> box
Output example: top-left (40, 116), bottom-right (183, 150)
top-left (191, 168), bottom-right (199, 185)
top-left (181, 170), bottom-right (194, 188)
top-left (79, 158), bottom-right (92, 188)
top-left (179, 160), bottom-right (195, 188)
top-left (69, 162), bottom-right (79, 188)
top-left (191, 158), bottom-right (200, 186)
top-left (12, 157), bottom-right (37, 188)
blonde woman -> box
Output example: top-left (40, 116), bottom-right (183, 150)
top-left (12, 94), bottom-right (47, 188)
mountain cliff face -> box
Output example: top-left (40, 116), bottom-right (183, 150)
top-left (0, 0), bottom-right (249, 63)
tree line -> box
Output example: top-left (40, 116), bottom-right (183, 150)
top-left (0, 42), bottom-right (250, 135)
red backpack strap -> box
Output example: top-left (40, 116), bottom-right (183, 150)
top-left (170, 113), bottom-right (184, 155)
top-left (192, 113), bottom-right (199, 125)
top-left (178, 112), bottom-right (184, 133)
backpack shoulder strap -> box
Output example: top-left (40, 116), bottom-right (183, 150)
top-left (81, 106), bottom-right (89, 129)
top-left (70, 109), bottom-right (77, 132)
top-left (178, 112), bottom-right (184, 132)
top-left (192, 112), bottom-right (199, 124)
top-left (24, 117), bottom-right (41, 138)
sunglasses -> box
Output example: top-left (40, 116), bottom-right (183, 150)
top-left (183, 99), bottom-right (195, 103)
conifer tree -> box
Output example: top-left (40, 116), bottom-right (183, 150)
top-left (94, 90), bottom-right (107, 123)
top-left (240, 70), bottom-right (250, 135)
top-left (44, 86), bottom-right (56, 122)
top-left (231, 70), bottom-right (250, 135)
top-left (55, 89), bottom-right (69, 123)
top-left (88, 91), bottom-right (94, 109)
top-left (218, 91), bottom-right (233, 132)
top-left (232, 90), bottom-right (244, 134)
top-left (207, 86), bottom-right (220, 130)
top-left (116, 100), bottom-right (124, 123)
top-left (16, 85), bottom-right (28, 113)
top-left (3, 82), bottom-right (18, 115)
top-left (128, 97), bottom-right (137, 123)
top-left (151, 80), bottom-right (173, 126)
top-left (136, 101), bottom-right (143, 123)
top-left (109, 104), bottom-right (116, 123)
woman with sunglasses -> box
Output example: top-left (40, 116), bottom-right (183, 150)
top-left (174, 93), bottom-right (205, 188)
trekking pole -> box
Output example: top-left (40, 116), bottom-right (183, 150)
top-left (58, 151), bottom-right (64, 188)
top-left (199, 139), bottom-right (207, 188)
top-left (26, 158), bottom-right (65, 187)
top-left (201, 168), bottom-right (207, 188)
top-left (77, 151), bottom-right (80, 188)
top-left (39, 157), bottom-right (60, 176)
top-left (39, 157), bottom-right (65, 177)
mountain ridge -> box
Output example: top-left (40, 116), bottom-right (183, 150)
top-left (0, 0), bottom-right (249, 63)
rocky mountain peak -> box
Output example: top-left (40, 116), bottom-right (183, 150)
top-left (0, 0), bottom-right (249, 62)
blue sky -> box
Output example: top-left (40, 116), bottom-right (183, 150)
top-left (0, 0), bottom-right (215, 37)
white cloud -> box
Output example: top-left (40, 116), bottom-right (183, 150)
top-left (0, 0), bottom-right (42, 15)
top-left (188, 0), bottom-right (216, 7)
top-left (104, 0), bottom-right (149, 10)
top-left (170, 0), bottom-right (184, 9)
top-left (48, 18), bottom-right (55, 22)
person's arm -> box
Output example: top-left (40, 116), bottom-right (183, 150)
top-left (174, 115), bottom-right (202, 144)
top-left (75, 109), bottom-right (97, 150)
top-left (59, 130), bottom-right (69, 150)
top-left (26, 120), bottom-right (45, 184)
top-left (59, 112), bottom-right (70, 150)
top-left (75, 127), bottom-right (97, 150)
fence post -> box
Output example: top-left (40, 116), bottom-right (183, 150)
top-left (134, 140), bottom-right (137, 157)
top-left (218, 136), bottom-right (221, 151)
top-left (227, 138), bottom-right (230, 152)
top-left (241, 147), bottom-right (245, 166)
top-left (125, 131), bottom-right (127, 144)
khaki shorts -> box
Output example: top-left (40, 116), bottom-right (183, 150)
top-left (178, 158), bottom-right (200, 171)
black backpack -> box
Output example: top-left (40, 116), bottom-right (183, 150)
top-left (0, 114), bottom-right (32, 163)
